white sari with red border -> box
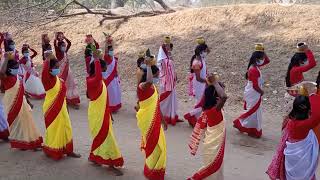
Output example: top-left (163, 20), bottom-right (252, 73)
top-left (104, 56), bottom-right (121, 112)
top-left (184, 58), bottom-right (207, 127)
top-left (21, 58), bottom-right (45, 99)
top-left (233, 67), bottom-right (264, 137)
top-left (158, 46), bottom-right (179, 125)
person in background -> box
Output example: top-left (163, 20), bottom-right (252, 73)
top-left (103, 34), bottom-right (121, 113)
top-left (233, 43), bottom-right (270, 138)
top-left (86, 50), bottom-right (124, 175)
top-left (188, 73), bottom-right (227, 180)
top-left (184, 39), bottom-right (210, 127)
top-left (41, 34), bottom-right (52, 61)
top-left (267, 92), bottom-right (320, 180)
top-left (19, 44), bottom-right (45, 99)
top-left (0, 52), bottom-right (42, 150)
top-left (284, 43), bottom-right (317, 115)
top-left (54, 32), bottom-right (80, 109)
top-left (135, 50), bottom-right (146, 112)
top-left (84, 34), bottom-right (99, 74)
top-left (286, 43), bottom-right (316, 88)
top-left (157, 36), bottom-right (181, 126)
top-left (41, 54), bottom-right (81, 160)
top-left (136, 49), bottom-right (167, 180)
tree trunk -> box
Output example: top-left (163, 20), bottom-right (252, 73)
top-left (147, 0), bottom-right (156, 8)
top-left (153, 0), bottom-right (172, 11)
top-left (111, 0), bottom-right (125, 8)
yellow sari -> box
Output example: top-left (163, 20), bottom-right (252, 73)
top-left (42, 77), bottom-right (73, 160)
top-left (136, 86), bottom-right (166, 180)
top-left (88, 82), bottom-right (124, 166)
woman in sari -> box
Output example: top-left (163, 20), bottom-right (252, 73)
top-left (184, 42), bottom-right (209, 127)
top-left (233, 44), bottom-right (270, 138)
top-left (136, 51), bottom-right (167, 180)
top-left (267, 94), bottom-right (320, 180)
top-left (188, 73), bottom-right (227, 180)
top-left (284, 43), bottom-right (316, 114)
top-left (86, 51), bottom-right (124, 175)
top-left (103, 36), bottom-right (121, 113)
top-left (84, 34), bottom-right (99, 74)
top-left (41, 34), bottom-right (52, 61)
top-left (19, 44), bottom-right (45, 99)
top-left (0, 52), bottom-right (42, 150)
top-left (54, 32), bottom-right (80, 109)
top-left (41, 55), bottom-right (80, 160)
top-left (157, 36), bottom-right (180, 126)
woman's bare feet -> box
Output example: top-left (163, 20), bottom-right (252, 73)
top-left (88, 159), bottom-right (101, 166)
top-left (33, 147), bottom-right (42, 152)
top-left (108, 166), bottom-right (123, 176)
top-left (67, 152), bottom-right (81, 158)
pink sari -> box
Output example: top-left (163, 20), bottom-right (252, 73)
top-left (59, 54), bottom-right (80, 106)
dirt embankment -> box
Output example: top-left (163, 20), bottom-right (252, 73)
top-left (2, 4), bottom-right (320, 113)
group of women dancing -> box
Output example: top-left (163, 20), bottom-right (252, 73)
top-left (0, 31), bottom-right (320, 180)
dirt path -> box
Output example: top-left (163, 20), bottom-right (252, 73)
top-left (2, 90), bottom-right (318, 180)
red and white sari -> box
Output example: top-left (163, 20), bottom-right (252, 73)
top-left (20, 57), bottom-right (45, 99)
top-left (233, 66), bottom-right (264, 138)
top-left (2, 76), bottom-right (42, 149)
top-left (157, 46), bottom-right (179, 125)
top-left (104, 55), bottom-right (121, 112)
top-left (184, 59), bottom-right (207, 127)
top-left (188, 107), bottom-right (226, 180)
top-left (59, 54), bottom-right (80, 106)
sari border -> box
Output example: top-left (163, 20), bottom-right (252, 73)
top-left (0, 129), bottom-right (9, 139)
top-left (7, 81), bottom-right (24, 126)
top-left (159, 91), bottom-right (171, 102)
top-left (109, 103), bottom-right (121, 113)
top-left (144, 100), bottom-right (161, 157)
top-left (66, 97), bottom-right (80, 105)
top-left (43, 140), bottom-right (73, 160)
top-left (44, 79), bottom-right (66, 128)
top-left (89, 153), bottom-right (124, 167)
top-left (233, 119), bottom-right (262, 138)
top-left (25, 91), bottom-right (46, 99)
top-left (10, 137), bottom-right (43, 150)
top-left (104, 60), bottom-right (118, 87)
top-left (184, 113), bottom-right (198, 127)
top-left (238, 97), bottom-right (262, 120)
top-left (90, 100), bottom-right (110, 152)
top-left (144, 165), bottom-right (165, 180)
top-left (163, 115), bottom-right (179, 126)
